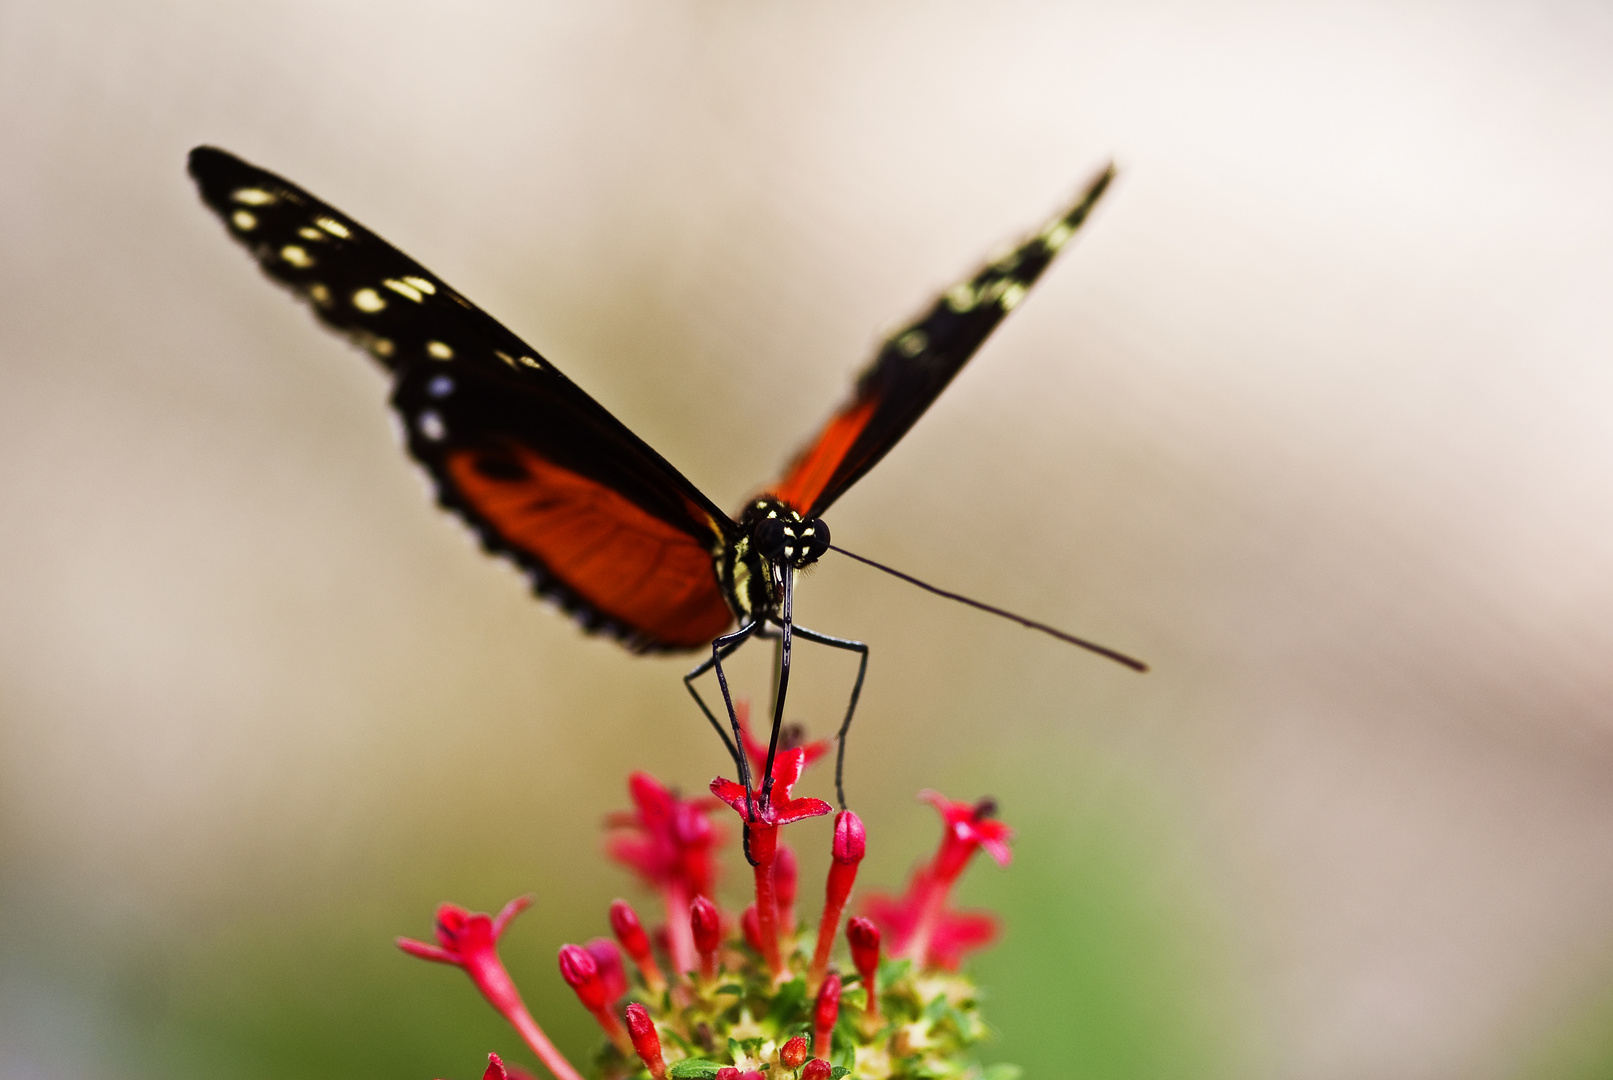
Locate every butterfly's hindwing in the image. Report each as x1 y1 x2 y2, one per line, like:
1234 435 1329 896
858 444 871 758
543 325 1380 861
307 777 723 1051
769 165 1115 519
394 361 736 651
190 147 739 652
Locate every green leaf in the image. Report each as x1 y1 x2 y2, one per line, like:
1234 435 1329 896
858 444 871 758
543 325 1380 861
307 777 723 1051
715 983 746 996
766 976 808 1026
668 1060 722 1079
830 1069 852 1080
830 1025 856 1070
877 957 912 989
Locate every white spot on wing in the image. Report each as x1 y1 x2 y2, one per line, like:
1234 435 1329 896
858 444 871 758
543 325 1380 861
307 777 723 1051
231 188 276 206
298 227 324 241
945 283 976 312
426 341 454 360
306 283 332 305
896 329 928 357
518 355 542 370
371 338 395 358
231 210 257 231
384 278 424 302
999 283 1027 311
352 288 386 313
418 411 446 441
1042 222 1074 251
403 276 437 295
280 245 314 268
427 375 454 397
316 217 351 239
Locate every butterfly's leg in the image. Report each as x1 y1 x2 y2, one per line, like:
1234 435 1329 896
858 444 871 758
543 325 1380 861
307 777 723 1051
684 620 760 786
791 624 870 810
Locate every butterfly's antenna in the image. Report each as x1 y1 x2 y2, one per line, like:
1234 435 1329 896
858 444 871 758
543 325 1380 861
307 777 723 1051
827 544 1148 672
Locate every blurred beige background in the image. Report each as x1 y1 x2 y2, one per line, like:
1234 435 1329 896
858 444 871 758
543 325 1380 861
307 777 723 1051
3 2 1613 1079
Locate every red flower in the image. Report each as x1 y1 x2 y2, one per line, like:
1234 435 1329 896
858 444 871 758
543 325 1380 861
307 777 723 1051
398 899 584 1080
734 698 831 780
711 747 831 975
607 771 721 899
864 884 999 971
606 771 721 977
709 748 832 850
921 791 1012 880
861 792 1013 970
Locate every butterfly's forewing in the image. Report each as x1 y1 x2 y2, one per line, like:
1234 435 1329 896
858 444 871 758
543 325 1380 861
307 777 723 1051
189 147 738 652
769 165 1115 519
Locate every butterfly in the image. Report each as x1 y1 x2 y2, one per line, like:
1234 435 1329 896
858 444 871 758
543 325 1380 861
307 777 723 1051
188 146 1141 807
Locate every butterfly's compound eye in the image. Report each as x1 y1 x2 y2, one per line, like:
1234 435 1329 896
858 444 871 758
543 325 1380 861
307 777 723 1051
753 517 788 562
798 518 830 566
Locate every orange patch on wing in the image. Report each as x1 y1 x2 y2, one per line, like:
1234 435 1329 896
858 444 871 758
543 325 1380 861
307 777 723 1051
446 444 734 649
768 397 878 514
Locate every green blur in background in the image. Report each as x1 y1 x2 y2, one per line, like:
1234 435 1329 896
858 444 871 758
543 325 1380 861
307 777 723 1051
4 4 1613 1080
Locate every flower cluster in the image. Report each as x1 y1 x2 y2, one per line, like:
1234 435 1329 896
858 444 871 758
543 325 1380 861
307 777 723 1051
400 706 1015 1080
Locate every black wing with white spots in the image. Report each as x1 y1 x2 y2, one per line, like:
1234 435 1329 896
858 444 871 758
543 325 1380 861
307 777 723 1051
768 165 1114 520
189 146 741 652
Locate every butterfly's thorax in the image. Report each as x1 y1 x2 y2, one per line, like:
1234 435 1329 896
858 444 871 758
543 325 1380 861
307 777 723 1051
720 497 830 624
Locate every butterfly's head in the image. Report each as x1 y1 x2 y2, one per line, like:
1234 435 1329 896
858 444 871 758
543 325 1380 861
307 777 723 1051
742 497 830 571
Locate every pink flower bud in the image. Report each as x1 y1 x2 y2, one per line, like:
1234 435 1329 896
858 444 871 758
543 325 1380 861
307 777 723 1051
740 904 763 954
690 895 722 955
558 944 630 1052
691 894 722 979
609 899 650 956
780 1035 809 1069
584 938 627 1002
846 917 880 978
715 1069 741 1080
832 810 866 864
846 917 881 1017
557 944 605 1009
813 971 841 1058
802 1060 832 1080
608 899 665 992
811 812 867 987
624 1003 667 1080
483 1053 509 1080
